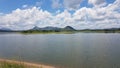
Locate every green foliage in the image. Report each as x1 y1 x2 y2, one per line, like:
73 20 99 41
0 61 25 68
78 29 120 33
21 30 76 34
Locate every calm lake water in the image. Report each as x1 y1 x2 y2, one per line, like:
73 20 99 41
0 33 120 68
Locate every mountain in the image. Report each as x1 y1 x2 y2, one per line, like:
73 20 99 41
63 26 76 31
31 26 76 31
0 27 12 32
1 26 119 33
32 26 61 31
0 26 76 32
40 26 61 31
32 26 41 30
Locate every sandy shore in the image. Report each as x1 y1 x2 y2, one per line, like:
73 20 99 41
0 59 55 68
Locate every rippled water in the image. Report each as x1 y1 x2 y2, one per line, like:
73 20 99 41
0 33 120 68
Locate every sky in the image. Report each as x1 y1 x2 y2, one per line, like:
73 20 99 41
0 0 120 30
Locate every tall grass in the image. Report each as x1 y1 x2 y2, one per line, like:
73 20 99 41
0 61 25 68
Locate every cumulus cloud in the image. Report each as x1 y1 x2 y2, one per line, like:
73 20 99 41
35 1 42 7
51 0 61 9
22 5 28 8
0 0 120 30
0 7 52 30
73 0 120 29
51 0 83 10
22 1 43 9
88 0 106 7
63 0 83 10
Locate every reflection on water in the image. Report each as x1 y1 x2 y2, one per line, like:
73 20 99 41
0 33 120 68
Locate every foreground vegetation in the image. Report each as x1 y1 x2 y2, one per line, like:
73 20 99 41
78 29 120 33
21 29 120 34
21 30 77 34
1 26 120 33
0 61 25 68
0 59 54 68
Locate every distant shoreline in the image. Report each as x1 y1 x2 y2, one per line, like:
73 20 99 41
1 26 120 33
0 58 55 68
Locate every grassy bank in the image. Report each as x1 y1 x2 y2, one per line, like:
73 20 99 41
0 59 55 68
0 62 24 68
0 61 25 68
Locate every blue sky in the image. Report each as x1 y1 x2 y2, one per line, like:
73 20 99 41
0 0 59 13
0 0 120 30
0 0 115 13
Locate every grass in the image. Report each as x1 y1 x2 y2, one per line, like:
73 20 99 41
0 61 25 68
0 59 52 68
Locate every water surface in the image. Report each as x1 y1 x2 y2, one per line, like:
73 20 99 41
0 33 120 68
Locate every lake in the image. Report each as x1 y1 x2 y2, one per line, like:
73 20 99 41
0 33 120 68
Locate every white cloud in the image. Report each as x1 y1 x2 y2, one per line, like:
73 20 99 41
72 0 120 29
35 1 42 7
88 0 106 7
22 1 42 9
0 0 120 30
22 5 28 8
0 13 3 15
51 0 61 9
63 0 83 10
56 10 61 14
0 7 52 30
